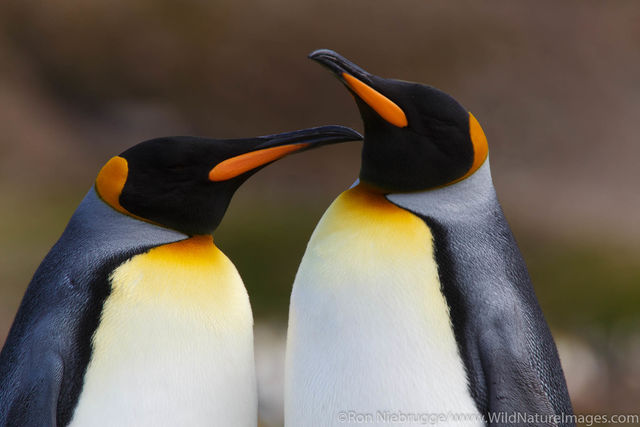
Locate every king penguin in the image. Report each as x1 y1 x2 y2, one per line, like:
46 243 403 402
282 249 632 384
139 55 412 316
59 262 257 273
0 125 361 427
285 50 574 426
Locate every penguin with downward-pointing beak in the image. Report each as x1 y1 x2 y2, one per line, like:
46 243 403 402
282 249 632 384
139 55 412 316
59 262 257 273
285 50 574 426
0 125 361 427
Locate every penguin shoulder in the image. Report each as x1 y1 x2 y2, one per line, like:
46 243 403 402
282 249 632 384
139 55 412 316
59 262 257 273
0 188 187 425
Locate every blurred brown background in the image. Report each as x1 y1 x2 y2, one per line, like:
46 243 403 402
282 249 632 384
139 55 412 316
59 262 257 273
1 1 639 425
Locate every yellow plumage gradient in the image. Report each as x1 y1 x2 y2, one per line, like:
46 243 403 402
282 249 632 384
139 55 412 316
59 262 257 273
69 235 256 425
104 234 249 327
303 184 452 328
286 185 480 421
309 184 434 272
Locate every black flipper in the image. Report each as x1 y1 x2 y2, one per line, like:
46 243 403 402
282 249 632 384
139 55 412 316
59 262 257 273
4 349 63 427
478 302 559 426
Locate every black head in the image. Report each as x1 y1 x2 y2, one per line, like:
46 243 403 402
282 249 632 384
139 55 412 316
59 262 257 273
310 49 488 192
95 126 361 235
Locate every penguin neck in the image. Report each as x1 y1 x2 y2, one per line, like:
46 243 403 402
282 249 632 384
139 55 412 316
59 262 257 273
386 158 499 220
427 157 495 203
62 188 188 265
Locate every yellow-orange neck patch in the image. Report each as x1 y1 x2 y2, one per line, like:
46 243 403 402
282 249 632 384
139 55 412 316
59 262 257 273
342 73 408 128
157 234 217 263
209 143 309 182
309 184 433 271
105 232 247 318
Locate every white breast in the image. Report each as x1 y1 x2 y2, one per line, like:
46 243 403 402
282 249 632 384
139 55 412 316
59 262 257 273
285 187 482 426
69 236 257 427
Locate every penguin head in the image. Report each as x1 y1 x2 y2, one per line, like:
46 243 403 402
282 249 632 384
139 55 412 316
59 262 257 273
310 49 488 192
95 126 361 235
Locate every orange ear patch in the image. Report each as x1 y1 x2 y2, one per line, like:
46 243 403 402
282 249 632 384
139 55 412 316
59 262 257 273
468 112 488 172
342 73 408 128
450 112 489 185
446 113 489 186
95 156 160 224
95 156 133 216
209 143 309 182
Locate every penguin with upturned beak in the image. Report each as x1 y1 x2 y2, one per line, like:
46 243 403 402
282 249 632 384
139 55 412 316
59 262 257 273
285 50 573 426
0 126 361 426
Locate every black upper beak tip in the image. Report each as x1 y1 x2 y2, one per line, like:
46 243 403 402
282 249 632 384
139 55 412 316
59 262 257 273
308 49 346 75
314 125 363 142
334 125 363 141
308 49 372 84
257 125 361 150
308 49 340 61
